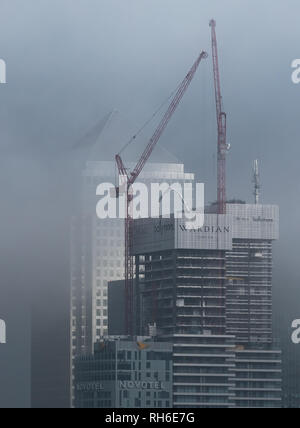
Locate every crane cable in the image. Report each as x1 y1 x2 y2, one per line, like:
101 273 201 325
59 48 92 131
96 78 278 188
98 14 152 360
118 81 183 156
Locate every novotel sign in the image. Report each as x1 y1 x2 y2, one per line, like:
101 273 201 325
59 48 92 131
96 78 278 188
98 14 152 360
119 381 164 390
76 382 104 392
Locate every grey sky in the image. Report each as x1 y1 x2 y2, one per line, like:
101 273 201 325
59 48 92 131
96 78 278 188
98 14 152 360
0 0 299 406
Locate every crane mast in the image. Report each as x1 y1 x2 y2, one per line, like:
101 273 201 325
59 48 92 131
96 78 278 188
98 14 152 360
253 159 261 204
116 51 208 335
210 19 228 214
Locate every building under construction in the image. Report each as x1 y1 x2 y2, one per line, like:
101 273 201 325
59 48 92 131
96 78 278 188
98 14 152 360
70 161 195 406
72 19 283 408
133 203 282 408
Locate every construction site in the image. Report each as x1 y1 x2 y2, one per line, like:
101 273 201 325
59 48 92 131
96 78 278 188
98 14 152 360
2 0 300 411
71 20 283 409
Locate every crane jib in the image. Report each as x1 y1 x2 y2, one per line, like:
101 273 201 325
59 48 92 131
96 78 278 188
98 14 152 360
115 49 208 335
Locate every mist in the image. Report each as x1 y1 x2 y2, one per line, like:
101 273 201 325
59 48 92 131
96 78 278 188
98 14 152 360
0 0 299 407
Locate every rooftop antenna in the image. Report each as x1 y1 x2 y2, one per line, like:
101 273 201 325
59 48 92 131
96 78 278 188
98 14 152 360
253 159 261 204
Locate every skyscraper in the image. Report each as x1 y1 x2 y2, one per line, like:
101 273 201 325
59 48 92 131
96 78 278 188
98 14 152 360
133 203 282 408
225 204 279 345
70 160 195 405
134 213 237 408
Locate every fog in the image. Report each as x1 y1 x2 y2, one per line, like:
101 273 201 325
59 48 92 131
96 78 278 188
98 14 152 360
0 0 299 407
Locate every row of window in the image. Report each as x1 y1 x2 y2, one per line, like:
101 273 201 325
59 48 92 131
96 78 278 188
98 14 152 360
96 319 108 327
96 239 122 247
96 329 108 337
96 249 122 257
96 281 108 290
96 269 122 279
96 299 107 307
96 260 123 268
96 309 107 317
96 229 122 237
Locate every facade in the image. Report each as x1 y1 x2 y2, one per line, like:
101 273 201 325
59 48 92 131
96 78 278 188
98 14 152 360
70 161 195 404
108 280 126 336
282 343 300 408
229 346 282 408
133 203 282 408
134 214 236 408
172 334 236 408
225 204 279 345
74 337 173 408
274 316 300 408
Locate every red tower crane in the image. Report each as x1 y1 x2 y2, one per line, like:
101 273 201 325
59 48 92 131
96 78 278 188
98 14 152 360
210 19 228 214
116 50 208 335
